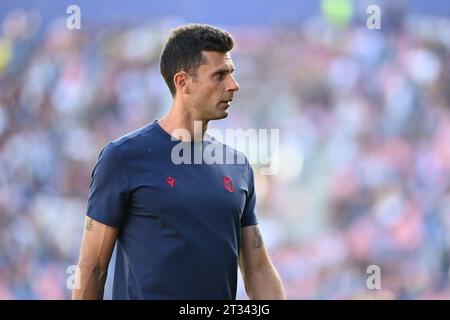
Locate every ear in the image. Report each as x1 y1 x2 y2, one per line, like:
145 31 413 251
173 71 190 95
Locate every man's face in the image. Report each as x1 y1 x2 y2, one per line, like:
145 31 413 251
185 51 240 120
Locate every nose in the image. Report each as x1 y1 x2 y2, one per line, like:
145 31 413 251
228 75 240 92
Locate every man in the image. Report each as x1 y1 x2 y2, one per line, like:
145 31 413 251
72 24 285 300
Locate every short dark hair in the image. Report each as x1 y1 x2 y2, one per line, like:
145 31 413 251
160 24 234 96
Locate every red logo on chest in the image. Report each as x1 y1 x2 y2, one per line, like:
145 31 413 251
165 176 175 188
223 176 235 192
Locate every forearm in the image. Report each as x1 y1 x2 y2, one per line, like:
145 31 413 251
244 264 285 300
72 217 118 300
72 264 107 300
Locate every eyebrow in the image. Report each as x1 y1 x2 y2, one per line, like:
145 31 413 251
211 66 235 77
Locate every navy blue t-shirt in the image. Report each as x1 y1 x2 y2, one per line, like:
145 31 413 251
86 121 258 299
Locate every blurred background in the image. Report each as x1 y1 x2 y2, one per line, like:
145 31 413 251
1 0 450 299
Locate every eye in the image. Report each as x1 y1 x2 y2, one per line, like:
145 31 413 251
215 72 226 80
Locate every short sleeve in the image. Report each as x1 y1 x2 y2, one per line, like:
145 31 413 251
86 143 130 228
240 159 259 227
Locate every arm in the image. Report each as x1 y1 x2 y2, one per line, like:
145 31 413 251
72 216 119 300
239 225 285 300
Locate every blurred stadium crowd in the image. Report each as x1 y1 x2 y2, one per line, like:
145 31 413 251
1 6 450 299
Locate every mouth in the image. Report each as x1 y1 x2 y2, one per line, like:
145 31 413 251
221 99 233 107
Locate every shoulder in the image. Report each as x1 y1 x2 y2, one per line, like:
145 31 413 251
104 121 165 157
110 122 156 148
94 122 156 165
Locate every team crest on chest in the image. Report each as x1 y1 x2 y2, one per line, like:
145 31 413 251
223 176 235 192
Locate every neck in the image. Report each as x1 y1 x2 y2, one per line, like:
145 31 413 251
158 100 208 142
